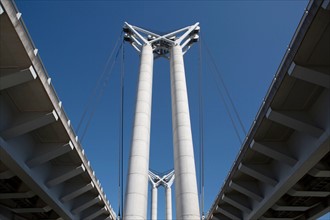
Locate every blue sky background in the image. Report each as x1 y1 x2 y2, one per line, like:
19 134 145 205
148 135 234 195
14 0 329 219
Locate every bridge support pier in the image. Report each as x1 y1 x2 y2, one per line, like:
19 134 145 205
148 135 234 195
151 186 158 220
165 186 172 220
124 44 154 220
170 45 200 219
123 23 200 219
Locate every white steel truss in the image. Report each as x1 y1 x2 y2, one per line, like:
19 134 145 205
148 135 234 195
148 170 175 220
123 22 200 58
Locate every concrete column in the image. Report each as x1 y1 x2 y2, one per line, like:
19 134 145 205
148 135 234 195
170 45 200 219
151 186 158 220
165 186 172 220
124 44 154 220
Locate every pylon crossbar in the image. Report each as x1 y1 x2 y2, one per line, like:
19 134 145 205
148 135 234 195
148 171 161 188
148 170 175 188
123 22 200 59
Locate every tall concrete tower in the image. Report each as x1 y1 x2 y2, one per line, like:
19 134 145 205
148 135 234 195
123 22 200 220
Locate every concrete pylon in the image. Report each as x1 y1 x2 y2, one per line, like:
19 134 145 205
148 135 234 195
170 45 200 220
165 186 172 220
151 186 158 220
123 44 154 220
123 22 200 219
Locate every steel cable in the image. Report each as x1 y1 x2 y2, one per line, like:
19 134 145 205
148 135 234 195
77 33 122 135
201 37 244 144
202 38 247 137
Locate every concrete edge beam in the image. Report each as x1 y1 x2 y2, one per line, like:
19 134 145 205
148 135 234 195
238 163 278 186
0 170 15 179
229 180 263 202
266 108 323 138
61 182 95 202
272 204 311 212
72 195 101 214
210 214 220 220
1 110 59 140
0 66 37 90
211 213 231 220
288 62 330 89
0 190 35 199
47 165 85 187
216 205 241 220
250 140 297 166
27 141 74 167
308 167 330 177
82 206 107 220
12 205 52 213
287 188 330 197
222 194 251 213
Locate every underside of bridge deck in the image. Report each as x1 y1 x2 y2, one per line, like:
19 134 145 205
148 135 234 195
0 1 116 219
208 0 330 219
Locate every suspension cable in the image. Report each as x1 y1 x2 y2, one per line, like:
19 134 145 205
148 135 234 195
77 33 122 134
202 38 247 137
207 56 243 144
80 42 123 143
118 38 125 220
201 38 244 144
198 35 205 219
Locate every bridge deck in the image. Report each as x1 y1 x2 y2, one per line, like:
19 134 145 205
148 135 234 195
0 1 116 219
207 0 330 219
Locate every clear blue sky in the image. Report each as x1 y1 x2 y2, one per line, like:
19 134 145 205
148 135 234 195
15 1 329 219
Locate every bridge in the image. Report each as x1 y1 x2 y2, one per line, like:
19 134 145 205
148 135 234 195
0 1 116 219
0 0 329 219
207 0 330 219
